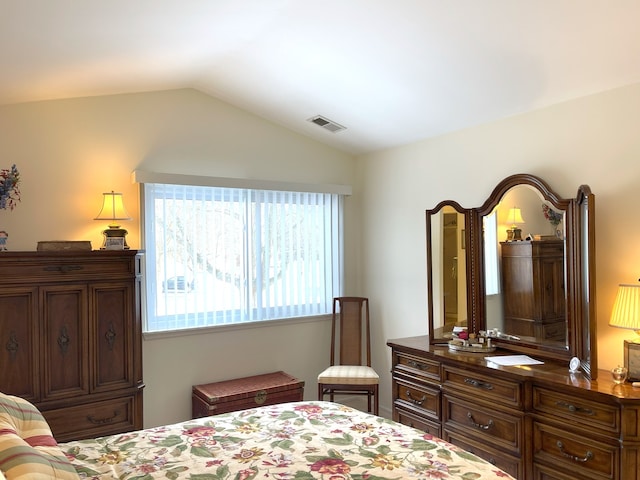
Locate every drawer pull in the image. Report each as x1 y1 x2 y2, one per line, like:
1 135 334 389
406 390 426 406
6 331 19 358
87 410 119 425
408 360 430 371
57 326 70 355
555 401 595 416
44 265 83 273
556 441 593 463
464 378 494 390
467 412 494 430
105 323 117 350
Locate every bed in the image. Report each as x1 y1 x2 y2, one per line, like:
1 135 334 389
0 393 514 479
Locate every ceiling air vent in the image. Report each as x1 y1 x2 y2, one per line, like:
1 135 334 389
308 115 346 133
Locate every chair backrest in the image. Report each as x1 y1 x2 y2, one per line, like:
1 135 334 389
330 297 371 366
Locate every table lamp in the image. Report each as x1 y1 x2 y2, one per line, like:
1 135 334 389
505 207 525 241
608 283 640 381
94 190 132 249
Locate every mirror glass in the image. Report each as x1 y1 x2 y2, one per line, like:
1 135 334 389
426 202 469 340
483 184 568 351
427 174 596 377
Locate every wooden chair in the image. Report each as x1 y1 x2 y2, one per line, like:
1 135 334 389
317 297 379 415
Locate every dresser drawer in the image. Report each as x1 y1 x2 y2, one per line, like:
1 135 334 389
394 351 441 382
444 394 523 455
533 421 618 480
0 253 137 284
533 462 602 480
444 429 523 479
443 365 523 409
533 386 619 435
394 404 441 437
43 395 137 442
394 375 440 419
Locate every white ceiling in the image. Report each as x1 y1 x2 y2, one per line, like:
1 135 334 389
2 1 640 155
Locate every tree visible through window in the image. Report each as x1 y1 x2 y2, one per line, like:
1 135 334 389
142 183 344 333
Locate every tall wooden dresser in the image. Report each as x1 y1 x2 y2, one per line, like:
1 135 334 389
0 251 144 442
500 239 565 341
389 336 640 480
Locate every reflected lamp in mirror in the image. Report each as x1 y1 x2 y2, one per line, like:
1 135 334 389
506 207 525 242
608 283 640 381
94 190 132 250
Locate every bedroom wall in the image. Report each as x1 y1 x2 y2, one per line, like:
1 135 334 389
0 89 358 427
358 82 640 407
3 82 639 427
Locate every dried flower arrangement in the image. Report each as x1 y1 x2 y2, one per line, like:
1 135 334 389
0 164 20 210
542 204 562 226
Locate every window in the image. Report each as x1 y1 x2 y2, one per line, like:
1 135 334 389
483 210 500 295
140 180 345 333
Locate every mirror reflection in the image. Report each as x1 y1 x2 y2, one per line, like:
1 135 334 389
484 185 568 349
426 174 596 376
428 206 467 339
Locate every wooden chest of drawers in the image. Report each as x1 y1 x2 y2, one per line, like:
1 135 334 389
388 335 640 480
192 371 304 418
0 251 144 442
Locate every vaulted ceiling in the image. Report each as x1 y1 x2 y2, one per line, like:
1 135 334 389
2 1 639 154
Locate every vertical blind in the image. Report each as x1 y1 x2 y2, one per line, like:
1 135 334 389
143 183 344 333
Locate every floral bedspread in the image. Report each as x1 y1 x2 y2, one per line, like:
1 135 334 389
60 401 513 479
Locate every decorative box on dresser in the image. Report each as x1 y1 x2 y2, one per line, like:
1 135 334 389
0 251 144 442
389 336 640 480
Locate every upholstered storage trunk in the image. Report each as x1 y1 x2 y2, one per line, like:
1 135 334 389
192 371 304 418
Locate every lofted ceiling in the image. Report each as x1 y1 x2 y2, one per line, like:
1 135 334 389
2 1 640 155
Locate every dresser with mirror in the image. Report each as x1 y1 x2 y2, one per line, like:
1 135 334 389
389 174 640 480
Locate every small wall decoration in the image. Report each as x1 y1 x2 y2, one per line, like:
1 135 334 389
0 164 20 210
0 165 20 252
542 203 562 237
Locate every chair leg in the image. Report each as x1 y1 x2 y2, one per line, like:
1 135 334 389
373 385 379 416
318 383 323 401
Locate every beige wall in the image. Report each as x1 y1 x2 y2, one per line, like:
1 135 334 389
0 89 358 427
358 82 640 403
2 83 639 427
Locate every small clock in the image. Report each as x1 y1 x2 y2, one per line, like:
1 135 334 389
624 340 640 381
569 356 580 373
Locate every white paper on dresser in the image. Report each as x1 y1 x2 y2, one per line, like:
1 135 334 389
484 355 544 366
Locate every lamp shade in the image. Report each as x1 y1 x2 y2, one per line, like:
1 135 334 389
94 191 131 226
609 284 640 332
507 207 525 226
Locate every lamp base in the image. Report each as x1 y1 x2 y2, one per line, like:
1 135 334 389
100 226 130 250
506 227 523 242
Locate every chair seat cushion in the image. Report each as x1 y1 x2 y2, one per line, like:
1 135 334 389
317 365 379 385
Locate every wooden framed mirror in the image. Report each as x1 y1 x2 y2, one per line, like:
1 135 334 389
426 201 472 342
426 174 597 377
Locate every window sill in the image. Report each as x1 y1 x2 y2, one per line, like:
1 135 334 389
142 313 331 341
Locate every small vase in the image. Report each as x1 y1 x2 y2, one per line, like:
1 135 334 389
550 223 562 238
0 230 7 251
611 366 628 384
